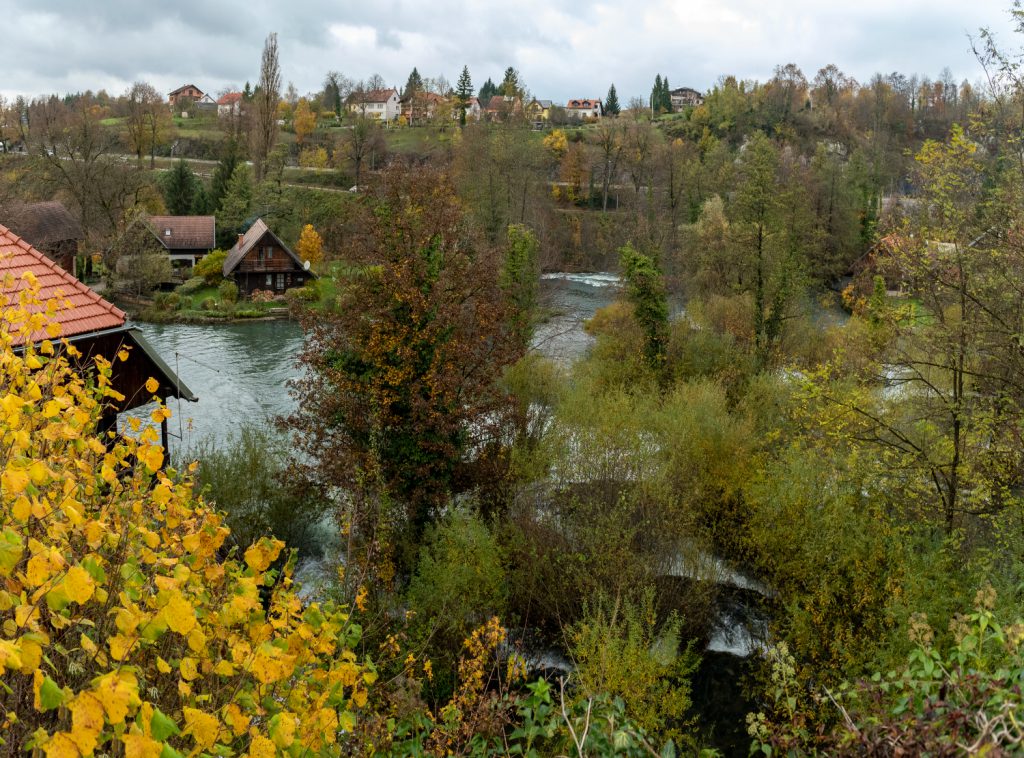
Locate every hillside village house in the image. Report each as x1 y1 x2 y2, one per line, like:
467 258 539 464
670 87 704 108
526 99 553 123
217 92 243 116
222 218 316 298
3 201 83 273
168 84 205 108
566 98 603 120
402 91 447 124
484 95 522 121
347 88 401 121
0 223 196 450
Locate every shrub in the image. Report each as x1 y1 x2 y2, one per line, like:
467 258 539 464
568 590 699 747
193 249 227 285
0 281 374 757
176 276 206 296
192 424 332 557
199 297 217 311
251 289 279 303
218 279 239 304
284 284 319 303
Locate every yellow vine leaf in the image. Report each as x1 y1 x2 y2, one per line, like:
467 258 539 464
122 730 162 758
162 592 196 636
94 670 140 724
41 733 79 758
63 566 95 604
68 692 105 754
248 733 276 758
183 707 220 750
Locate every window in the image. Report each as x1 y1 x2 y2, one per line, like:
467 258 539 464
276 274 285 290
265 274 272 287
264 246 274 259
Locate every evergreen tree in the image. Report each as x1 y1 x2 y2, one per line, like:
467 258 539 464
651 75 663 113
605 84 620 116
242 81 253 101
211 137 243 211
478 78 498 104
404 67 424 98
161 160 202 216
216 164 254 249
456 66 473 126
662 76 673 113
500 67 521 98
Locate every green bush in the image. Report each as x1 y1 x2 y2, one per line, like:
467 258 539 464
199 297 217 311
193 250 228 285
191 424 332 557
284 284 319 303
218 279 239 304
406 510 507 701
176 276 206 296
568 590 699 747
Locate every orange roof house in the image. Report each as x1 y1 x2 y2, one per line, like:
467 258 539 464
0 223 195 442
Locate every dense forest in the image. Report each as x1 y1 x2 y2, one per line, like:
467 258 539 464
6 11 1024 758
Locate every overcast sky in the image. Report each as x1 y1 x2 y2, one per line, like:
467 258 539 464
1 1 1020 103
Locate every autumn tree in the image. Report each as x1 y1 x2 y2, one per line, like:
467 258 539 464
322 70 352 118
124 81 169 168
292 98 316 145
286 165 522 559
26 96 148 246
251 32 281 182
295 223 324 265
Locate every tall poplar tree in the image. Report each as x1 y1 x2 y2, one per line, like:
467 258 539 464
251 32 281 183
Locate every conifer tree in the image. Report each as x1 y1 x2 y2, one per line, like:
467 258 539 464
605 84 620 116
404 67 424 98
162 160 202 216
456 66 473 125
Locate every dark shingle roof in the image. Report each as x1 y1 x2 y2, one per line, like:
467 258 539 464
146 215 216 251
4 201 83 248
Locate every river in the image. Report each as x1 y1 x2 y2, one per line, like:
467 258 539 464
130 274 621 454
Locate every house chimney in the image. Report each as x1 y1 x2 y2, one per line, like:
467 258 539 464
237 233 244 247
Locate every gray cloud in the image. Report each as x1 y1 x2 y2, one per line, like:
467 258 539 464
0 0 1018 103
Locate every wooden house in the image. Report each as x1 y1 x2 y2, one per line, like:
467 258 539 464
0 223 196 449
3 201 83 273
222 219 315 298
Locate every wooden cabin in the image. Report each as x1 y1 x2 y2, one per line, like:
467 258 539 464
0 223 196 450
222 218 315 298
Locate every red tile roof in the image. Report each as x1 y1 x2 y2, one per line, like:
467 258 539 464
0 223 125 346
217 92 242 105
567 99 601 109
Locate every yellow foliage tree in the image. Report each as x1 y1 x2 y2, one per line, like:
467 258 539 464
0 272 374 756
296 224 324 266
293 98 316 146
